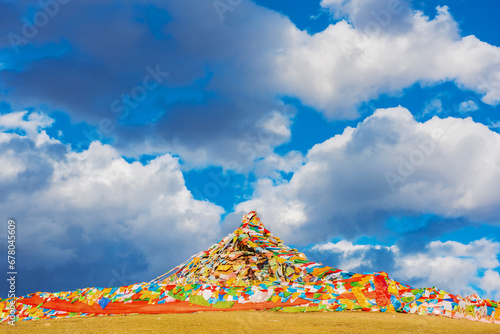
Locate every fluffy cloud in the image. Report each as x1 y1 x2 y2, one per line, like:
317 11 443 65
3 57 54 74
0 111 53 136
459 100 479 113
479 270 500 301
0 112 223 295
308 238 500 300
309 240 397 274
423 98 443 116
1 1 499 169
276 5 500 117
253 151 305 180
0 0 295 170
228 106 500 244
397 239 500 297
320 0 413 32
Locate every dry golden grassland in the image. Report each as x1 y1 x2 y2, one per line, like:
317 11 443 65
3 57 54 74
1 310 499 334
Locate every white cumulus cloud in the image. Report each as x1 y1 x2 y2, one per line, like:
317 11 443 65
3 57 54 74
228 106 500 244
309 238 500 300
459 99 479 113
2 1 500 171
274 5 500 118
0 112 224 291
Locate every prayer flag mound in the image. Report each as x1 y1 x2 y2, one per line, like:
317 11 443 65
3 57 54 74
2 211 500 323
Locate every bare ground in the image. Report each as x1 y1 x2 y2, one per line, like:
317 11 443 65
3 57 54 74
1 310 499 334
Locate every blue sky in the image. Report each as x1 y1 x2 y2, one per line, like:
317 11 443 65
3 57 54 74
1 0 500 300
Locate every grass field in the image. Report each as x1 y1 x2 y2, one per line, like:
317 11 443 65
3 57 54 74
1 310 499 334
